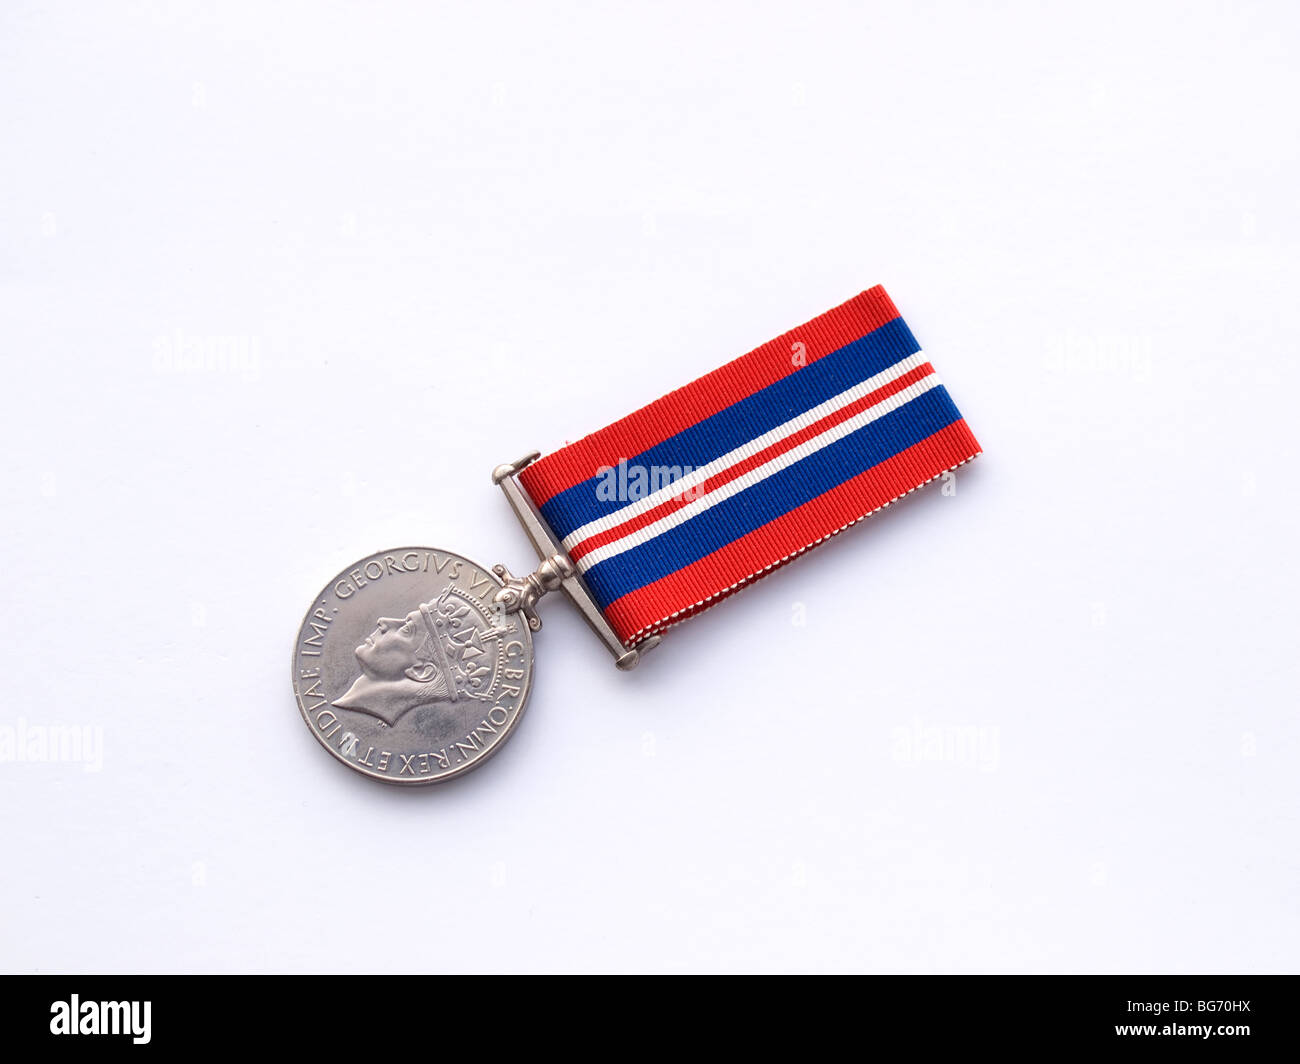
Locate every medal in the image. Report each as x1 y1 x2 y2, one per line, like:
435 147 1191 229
291 286 982 784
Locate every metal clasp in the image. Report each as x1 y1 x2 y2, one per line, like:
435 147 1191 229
492 452 660 670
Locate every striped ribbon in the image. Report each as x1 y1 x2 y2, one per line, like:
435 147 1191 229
518 286 982 647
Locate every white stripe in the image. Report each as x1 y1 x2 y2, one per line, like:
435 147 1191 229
573 371 943 571
561 351 929 553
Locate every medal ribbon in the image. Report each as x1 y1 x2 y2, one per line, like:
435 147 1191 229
518 286 982 647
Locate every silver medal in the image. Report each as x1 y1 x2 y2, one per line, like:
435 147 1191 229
290 546 535 785
291 456 661 784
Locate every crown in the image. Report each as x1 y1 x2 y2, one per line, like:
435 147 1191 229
417 587 510 703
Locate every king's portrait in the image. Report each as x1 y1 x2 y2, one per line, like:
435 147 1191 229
332 590 499 726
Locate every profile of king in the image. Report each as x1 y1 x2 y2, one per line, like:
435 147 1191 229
332 589 502 726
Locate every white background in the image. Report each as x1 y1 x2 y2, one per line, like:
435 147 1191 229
2 1 1297 974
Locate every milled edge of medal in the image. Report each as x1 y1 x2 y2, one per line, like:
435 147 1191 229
290 546 535 786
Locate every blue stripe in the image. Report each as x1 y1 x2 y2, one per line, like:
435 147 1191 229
581 385 963 608
539 316 921 538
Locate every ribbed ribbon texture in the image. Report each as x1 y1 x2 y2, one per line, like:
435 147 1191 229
519 286 982 646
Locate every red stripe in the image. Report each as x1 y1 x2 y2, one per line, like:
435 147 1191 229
519 286 902 507
568 362 937 562
602 419 982 645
